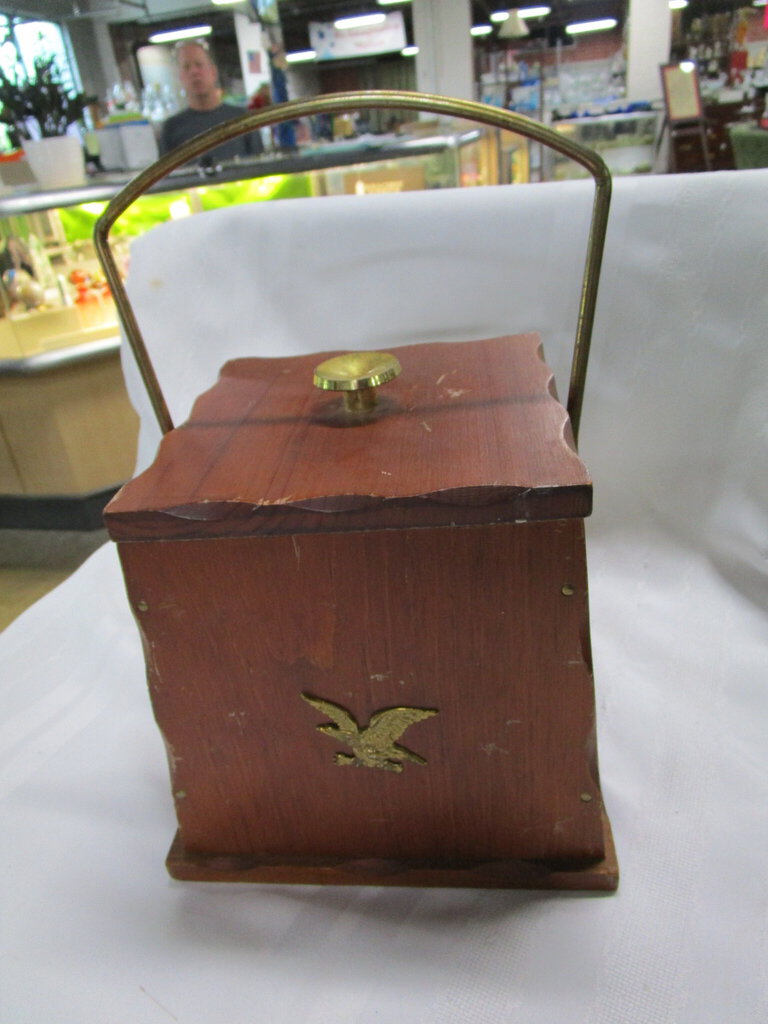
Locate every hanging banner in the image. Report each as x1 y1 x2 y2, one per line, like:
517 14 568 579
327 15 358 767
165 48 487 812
309 11 406 60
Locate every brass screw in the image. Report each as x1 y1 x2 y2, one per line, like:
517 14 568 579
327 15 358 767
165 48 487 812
580 792 593 802
136 600 149 612
561 584 575 597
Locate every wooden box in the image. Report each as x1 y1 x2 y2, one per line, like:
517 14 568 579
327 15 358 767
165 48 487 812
105 334 617 890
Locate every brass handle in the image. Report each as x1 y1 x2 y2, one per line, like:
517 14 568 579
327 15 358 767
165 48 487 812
314 351 401 412
94 90 612 445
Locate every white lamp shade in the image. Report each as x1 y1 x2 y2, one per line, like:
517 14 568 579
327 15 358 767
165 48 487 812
498 11 529 38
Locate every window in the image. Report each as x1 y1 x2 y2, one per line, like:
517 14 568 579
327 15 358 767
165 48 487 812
0 13 80 148
14 20 78 92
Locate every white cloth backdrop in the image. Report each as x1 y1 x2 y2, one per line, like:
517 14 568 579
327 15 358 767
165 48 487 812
2 169 767 1024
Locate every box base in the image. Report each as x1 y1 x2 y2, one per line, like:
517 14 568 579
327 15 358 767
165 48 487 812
166 812 618 892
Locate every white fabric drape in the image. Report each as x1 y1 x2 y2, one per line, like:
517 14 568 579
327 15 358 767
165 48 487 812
2 169 767 1023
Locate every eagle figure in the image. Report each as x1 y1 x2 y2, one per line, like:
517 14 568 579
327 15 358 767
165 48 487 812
301 693 438 773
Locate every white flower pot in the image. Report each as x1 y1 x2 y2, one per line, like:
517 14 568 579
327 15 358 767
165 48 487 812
23 135 86 191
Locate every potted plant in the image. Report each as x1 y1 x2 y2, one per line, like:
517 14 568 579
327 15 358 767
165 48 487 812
0 55 93 190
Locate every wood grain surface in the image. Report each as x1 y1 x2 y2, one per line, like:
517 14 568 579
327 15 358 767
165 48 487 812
165 811 618 890
118 519 609 872
105 335 591 541
111 333 614 888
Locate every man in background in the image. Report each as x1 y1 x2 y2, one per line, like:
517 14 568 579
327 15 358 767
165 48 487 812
160 40 262 162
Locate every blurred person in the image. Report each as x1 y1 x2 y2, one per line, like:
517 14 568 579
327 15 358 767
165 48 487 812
160 40 262 162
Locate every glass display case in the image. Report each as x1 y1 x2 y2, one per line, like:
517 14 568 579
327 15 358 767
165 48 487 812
0 126 511 356
548 110 660 180
0 126 511 524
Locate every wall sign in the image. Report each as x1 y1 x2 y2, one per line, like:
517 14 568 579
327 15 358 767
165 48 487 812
309 11 406 61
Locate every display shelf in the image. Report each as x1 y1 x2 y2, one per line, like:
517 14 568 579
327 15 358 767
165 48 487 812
549 110 660 179
0 130 485 218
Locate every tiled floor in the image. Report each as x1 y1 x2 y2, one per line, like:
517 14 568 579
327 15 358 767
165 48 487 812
0 529 107 632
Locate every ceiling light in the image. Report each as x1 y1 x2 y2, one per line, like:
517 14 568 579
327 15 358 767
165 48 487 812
470 24 493 36
210 0 245 5
752 0 766 6
679 60 696 72
401 45 419 56
148 25 212 44
518 6 551 16
334 13 387 29
565 18 618 35
378 0 411 5
490 10 509 22
668 0 688 8
285 49 316 63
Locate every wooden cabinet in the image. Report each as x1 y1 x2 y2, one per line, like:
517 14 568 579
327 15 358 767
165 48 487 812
106 335 617 890
704 101 742 170
0 344 138 500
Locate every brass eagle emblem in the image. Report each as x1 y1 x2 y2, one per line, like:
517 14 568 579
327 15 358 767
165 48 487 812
301 693 438 773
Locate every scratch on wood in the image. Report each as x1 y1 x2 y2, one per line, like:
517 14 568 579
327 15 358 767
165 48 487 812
163 738 182 770
139 986 178 1021
292 535 301 566
480 742 510 756
421 421 432 432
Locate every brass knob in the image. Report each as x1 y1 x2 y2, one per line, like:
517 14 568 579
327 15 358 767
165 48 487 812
313 351 401 412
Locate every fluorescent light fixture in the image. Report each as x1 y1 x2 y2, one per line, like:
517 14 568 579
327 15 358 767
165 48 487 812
334 13 386 29
490 10 509 21
211 0 245 5
470 24 493 36
148 25 212 44
285 49 316 63
679 60 696 72
752 0 766 6
401 45 419 56
378 0 411 4
565 18 618 35
519 6 551 17
668 0 688 8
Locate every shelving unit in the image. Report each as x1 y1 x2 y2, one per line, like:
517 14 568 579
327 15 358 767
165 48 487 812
666 4 768 171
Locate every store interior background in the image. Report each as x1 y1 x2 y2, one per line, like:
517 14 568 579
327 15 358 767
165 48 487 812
1 0 767 629
10 0 768 167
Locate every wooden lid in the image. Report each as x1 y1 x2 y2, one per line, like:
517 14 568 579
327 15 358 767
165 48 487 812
105 335 591 541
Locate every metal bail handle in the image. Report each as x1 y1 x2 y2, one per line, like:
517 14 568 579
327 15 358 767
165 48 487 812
94 90 612 446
